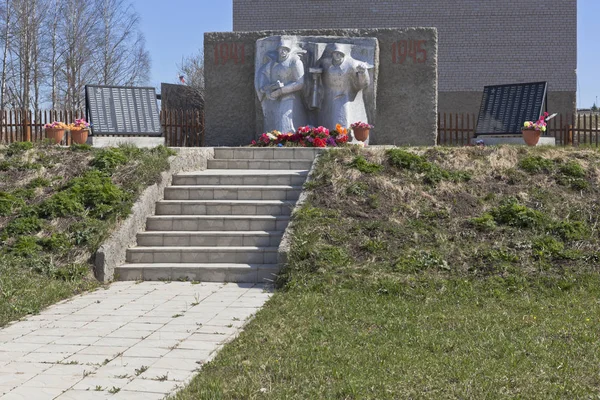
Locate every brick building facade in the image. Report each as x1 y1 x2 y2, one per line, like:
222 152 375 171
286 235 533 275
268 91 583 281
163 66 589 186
232 0 577 118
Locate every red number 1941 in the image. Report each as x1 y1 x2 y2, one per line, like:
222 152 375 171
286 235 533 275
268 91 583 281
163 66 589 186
392 40 427 64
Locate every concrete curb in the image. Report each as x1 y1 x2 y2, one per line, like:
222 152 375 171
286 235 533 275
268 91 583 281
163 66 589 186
95 147 215 282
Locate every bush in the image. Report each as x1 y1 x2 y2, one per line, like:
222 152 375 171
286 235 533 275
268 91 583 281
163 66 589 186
518 155 553 173
68 170 131 219
551 220 589 242
489 198 545 229
26 177 51 189
10 236 42 257
68 218 110 251
37 191 85 218
469 213 496 231
5 141 34 157
2 216 45 237
559 161 586 178
386 149 470 185
91 148 128 172
350 156 383 174
0 192 24 216
38 233 72 253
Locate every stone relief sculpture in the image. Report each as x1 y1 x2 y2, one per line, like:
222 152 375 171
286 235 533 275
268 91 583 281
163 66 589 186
315 43 371 130
255 35 377 134
254 37 307 133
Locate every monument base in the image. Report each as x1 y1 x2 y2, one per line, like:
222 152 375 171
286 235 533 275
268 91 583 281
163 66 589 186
471 135 556 147
86 136 165 148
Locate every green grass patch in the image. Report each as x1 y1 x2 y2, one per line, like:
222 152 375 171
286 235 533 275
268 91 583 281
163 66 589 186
0 142 176 326
173 146 600 399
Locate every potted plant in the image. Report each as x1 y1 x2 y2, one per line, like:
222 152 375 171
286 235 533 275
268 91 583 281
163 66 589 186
43 121 68 144
68 118 91 144
350 121 373 142
522 112 549 146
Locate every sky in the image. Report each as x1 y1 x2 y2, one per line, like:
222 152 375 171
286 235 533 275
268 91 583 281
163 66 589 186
132 0 598 108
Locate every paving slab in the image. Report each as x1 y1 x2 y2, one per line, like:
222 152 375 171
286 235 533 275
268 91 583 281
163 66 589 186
0 282 271 399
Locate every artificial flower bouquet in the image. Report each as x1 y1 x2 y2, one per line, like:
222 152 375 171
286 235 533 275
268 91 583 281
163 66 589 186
43 121 68 130
67 118 91 131
523 112 549 133
251 124 350 147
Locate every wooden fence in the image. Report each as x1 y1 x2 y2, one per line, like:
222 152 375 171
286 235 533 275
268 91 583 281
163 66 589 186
1 109 597 148
437 113 600 147
0 108 204 147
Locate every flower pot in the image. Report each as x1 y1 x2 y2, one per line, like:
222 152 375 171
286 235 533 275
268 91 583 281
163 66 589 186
353 127 370 142
522 129 541 146
45 128 65 144
71 129 89 145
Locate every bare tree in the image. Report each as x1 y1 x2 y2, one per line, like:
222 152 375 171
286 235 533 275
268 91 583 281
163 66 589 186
177 50 204 101
0 0 12 109
91 0 149 86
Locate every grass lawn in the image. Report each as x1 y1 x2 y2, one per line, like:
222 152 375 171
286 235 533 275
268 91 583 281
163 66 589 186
0 141 175 326
174 146 600 399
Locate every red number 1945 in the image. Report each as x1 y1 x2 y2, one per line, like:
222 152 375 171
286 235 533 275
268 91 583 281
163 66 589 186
392 40 427 64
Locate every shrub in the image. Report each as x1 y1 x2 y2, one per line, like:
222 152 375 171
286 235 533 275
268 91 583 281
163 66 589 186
551 220 589 242
469 213 496 231
346 182 368 196
489 198 545 229
532 236 564 259
68 218 110 250
5 141 34 157
38 233 72 253
69 143 92 152
68 170 131 219
518 155 553 173
26 177 51 189
0 192 25 216
37 191 85 218
350 156 383 174
559 161 586 178
10 236 42 257
386 149 470 185
3 216 45 237
91 148 128 172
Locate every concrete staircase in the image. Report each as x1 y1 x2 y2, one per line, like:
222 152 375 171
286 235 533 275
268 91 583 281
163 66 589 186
115 147 318 282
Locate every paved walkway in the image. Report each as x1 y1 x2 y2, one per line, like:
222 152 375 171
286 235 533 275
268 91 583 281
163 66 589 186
0 282 271 399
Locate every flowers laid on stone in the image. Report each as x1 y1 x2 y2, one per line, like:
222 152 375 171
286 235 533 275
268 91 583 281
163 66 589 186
251 124 350 147
523 112 549 132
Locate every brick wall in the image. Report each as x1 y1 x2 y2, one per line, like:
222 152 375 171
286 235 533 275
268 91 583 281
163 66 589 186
233 0 577 95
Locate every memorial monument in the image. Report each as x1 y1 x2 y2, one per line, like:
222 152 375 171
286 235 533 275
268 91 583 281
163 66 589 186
255 35 377 135
204 28 438 146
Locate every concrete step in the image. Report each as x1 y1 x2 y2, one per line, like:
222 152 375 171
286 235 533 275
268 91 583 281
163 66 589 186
172 170 308 186
207 159 313 170
214 147 321 161
164 185 301 201
146 215 290 232
137 231 283 247
115 263 280 282
126 246 279 264
156 200 295 216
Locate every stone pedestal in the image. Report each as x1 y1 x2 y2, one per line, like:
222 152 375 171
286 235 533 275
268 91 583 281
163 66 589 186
471 135 556 146
86 136 165 148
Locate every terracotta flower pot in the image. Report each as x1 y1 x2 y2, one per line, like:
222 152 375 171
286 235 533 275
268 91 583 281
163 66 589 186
45 128 65 144
71 129 89 145
353 127 370 142
522 129 541 146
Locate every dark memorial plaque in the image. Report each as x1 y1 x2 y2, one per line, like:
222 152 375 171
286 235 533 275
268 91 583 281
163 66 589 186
85 85 162 136
475 82 547 136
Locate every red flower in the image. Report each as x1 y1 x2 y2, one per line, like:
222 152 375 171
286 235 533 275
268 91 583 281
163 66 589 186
335 134 348 144
313 138 327 148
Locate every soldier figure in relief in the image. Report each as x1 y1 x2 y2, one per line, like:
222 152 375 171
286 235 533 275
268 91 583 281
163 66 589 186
255 38 307 133
317 43 370 131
